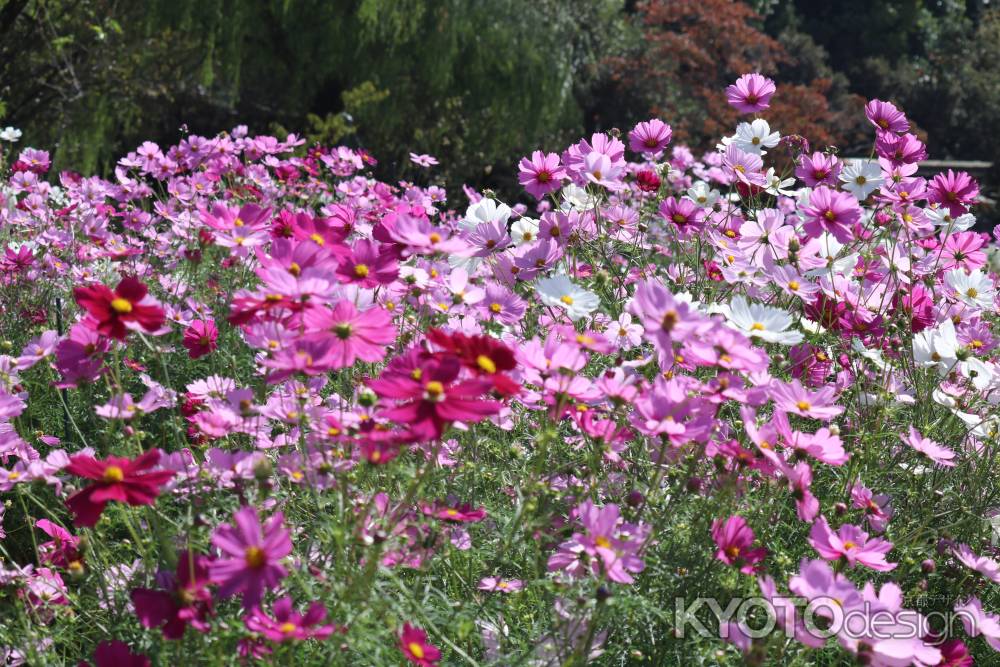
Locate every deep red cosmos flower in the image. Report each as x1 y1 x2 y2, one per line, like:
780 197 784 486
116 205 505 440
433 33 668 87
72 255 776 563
64 449 176 527
73 277 166 340
131 552 213 639
426 329 519 396
367 351 502 439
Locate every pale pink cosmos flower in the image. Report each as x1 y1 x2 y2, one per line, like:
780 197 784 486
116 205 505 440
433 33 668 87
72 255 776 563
901 426 956 467
952 543 1000 583
769 379 844 421
477 577 524 593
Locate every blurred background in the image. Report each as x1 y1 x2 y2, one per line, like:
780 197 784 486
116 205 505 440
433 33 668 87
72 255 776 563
0 0 997 218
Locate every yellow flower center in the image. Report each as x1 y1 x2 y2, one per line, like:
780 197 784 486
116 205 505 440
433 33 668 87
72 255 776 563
662 310 678 332
489 303 502 313
354 264 370 278
560 295 574 305
110 298 133 314
409 643 425 660
103 466 124 483
476 355 497 374
279 622 297 634
234 217 244 227
842 541 856 550
245 546 266 568
595 536 612 549
309 233 325 245
967 288 978 298
726 546 741 558
750 322 764 331
788 280 800 290
796 401 811 412
424 381 445 398
429 232 441 244
288 262 301 276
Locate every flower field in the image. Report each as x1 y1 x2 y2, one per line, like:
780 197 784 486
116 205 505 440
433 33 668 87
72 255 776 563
0 74 999 665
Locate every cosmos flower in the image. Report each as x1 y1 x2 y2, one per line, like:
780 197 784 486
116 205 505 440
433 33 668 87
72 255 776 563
64 449 175 527
73 277 166 340
726 73 776 114
209 506 292 610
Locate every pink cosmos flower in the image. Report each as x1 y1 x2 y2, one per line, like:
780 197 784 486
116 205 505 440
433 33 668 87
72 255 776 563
182 319 219 359
802 186 861 242
477 577 524 593
928 169 979 217
409 153 438 167
711 515 767 574
261 338 335 384
209 506 292 609
865 99 909 134
952 543 1000 583
901 426 956 467
809 516 897 571
795 152 841 187
726 73 776 114
302 301 396 368
244 596 337 642
954 597 1000 652
400 623 441 666
769 379 844 421
547 500 648 584
332 238 399 287
628 119 672 154
518 151 565 199
658 196 704 230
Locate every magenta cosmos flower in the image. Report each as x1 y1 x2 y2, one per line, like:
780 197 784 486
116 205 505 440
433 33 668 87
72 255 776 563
332 238 399 287
802 186 861 243
131 552 213 639
711 515 767 574
182 319 218 359
210 506 292 609
928 169 979 217
517 150 565 199
726 73 776 114
628 119 672 154
400 623 441 666
244 596 337 642
809 516 897 572
865 99 910 134
302 300 396 368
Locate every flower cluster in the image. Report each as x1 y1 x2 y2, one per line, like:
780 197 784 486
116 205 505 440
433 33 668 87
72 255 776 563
0 72 996 665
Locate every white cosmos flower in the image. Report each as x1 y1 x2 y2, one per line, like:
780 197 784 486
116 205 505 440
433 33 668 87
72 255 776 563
733 119 780 155
464 198 511 230
805 233 859 278
726 296 803 345
839 159 884 200
946 269 995 311
511 217 540 245
561 184 599 212
0 127 21 142
686 181 720 208
764 168 797 196
536 274 601 320
926 205 976 231
913 318 960 373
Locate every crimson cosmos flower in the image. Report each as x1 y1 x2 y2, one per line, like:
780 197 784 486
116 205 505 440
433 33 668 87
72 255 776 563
73 277 166 341
64 449 176 527
367 352 501 440
131 552 213 639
